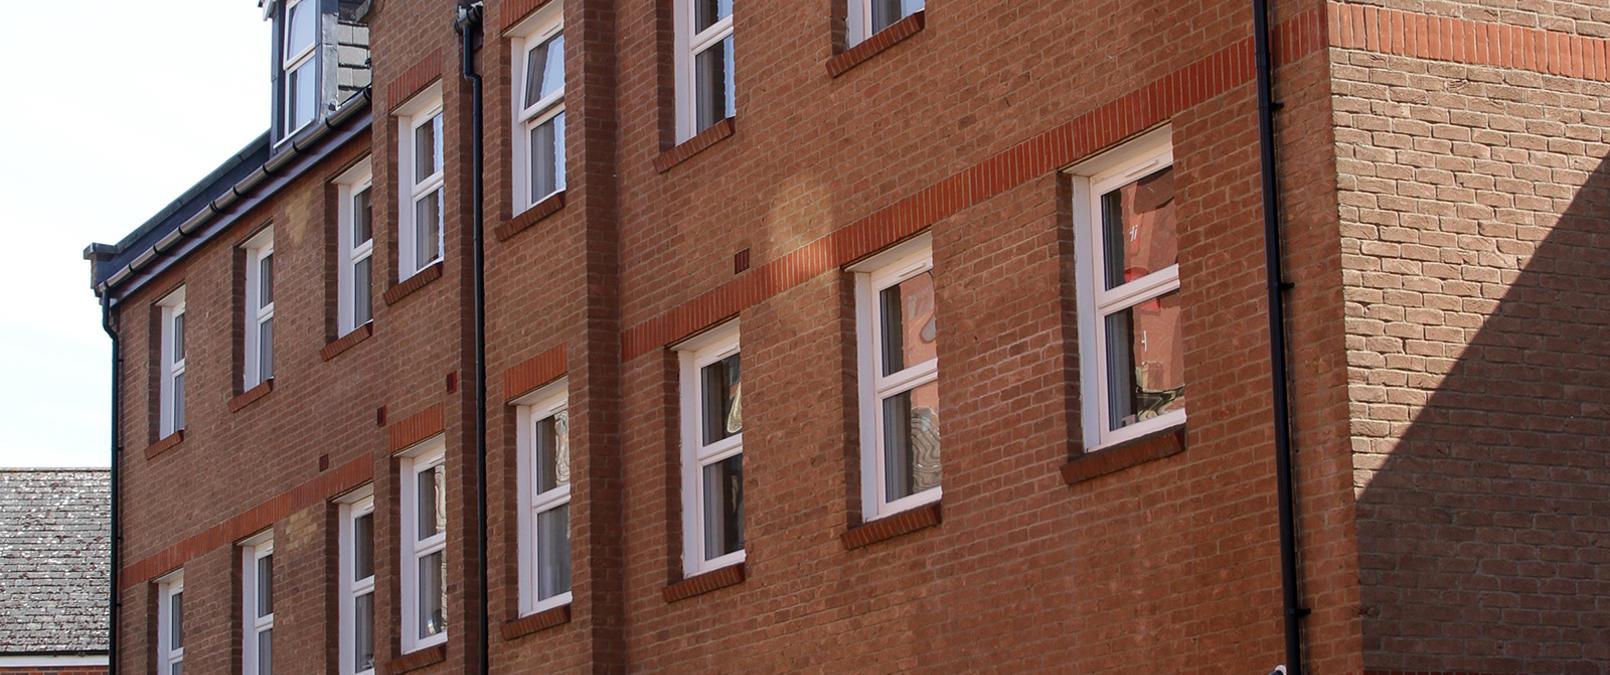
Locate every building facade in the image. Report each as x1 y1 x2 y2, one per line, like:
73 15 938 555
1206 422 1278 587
85 0 1610 672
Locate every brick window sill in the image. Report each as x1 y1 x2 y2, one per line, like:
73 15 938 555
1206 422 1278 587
653 117 735 173
500 604 570 641
827 11 926 78
1061 425 1186 485
842 501 941 550
384 261 443 306
662 562 745 602
387 644 447 673
320 323 373 361
495 191 566 242
143 430 185 460
228 379 274 413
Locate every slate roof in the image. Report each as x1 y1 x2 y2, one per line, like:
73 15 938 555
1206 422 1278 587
0 468 109 654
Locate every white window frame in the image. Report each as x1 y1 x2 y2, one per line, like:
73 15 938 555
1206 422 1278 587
244 229 275 389
509 6 566 212
676 321 744 576
399 438 448 653
337 488 376 675
157 288 186 438
846 0 924 45
280 0 318 138
241 532 274 675
671 0 735 143
156 571 184 675
850 233 940 519
396 88 445 280
1068 126 1186 451
336 160 375 335
514 380 571 615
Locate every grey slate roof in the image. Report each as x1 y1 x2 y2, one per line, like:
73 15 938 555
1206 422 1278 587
0 469 109 654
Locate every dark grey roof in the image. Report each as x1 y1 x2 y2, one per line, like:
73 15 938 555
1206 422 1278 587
0 469 109 655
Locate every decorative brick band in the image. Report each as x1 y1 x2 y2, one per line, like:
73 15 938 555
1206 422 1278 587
143 430 184 461
619 6 1328 361
662 563 745 602
320 323 374 361
827 10 925 78
1061 426 1186 485
653 117 736 173
500 604 570 641
499 0 555 34
494 191 566 242
502 345 567 402
228 379 274 413
385 49 443 112
119 455 372 590
1330 1 1610 81
388 403 446 453
842 502 942 550
386 644 447 673
383 262 443 306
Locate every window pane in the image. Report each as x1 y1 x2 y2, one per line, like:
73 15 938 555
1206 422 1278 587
354 512 374 580
536 503 571 600
881 380 941 501
701 454 743 560
257 554 273 617
289 61 316 130
700 352 741 445
354 592 374 671
1100 166 1176 290
878 270 936 375
414 189 442 269
258 318 274 381
694 37 733 132
417 551 446 638
870 0 904 34
536 412 569 492
693 0 732 33
170 591 183 648
171 663 182 675
354 257 372 326
172 373 185 431
1103 291 1186 430
413 116 439 184
416 465 444 540
286 0 315 57
528 113 564 201
524 33 564 108
172 313 185 361
259 254 274 307
353 187 372 244
257 628 272 675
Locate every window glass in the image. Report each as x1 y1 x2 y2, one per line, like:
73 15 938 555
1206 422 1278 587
524 34 564 108
258 319 274 381
354 593 374 671
256 630 272 674
286 0 315 56
354 257 372 326
257 554 274 617
413 116 441 185
881 380 941 500
172 313 185 361
529 114 564 199
536 503 570 599
700 353 741 445
878 270 936 375
1100 167 1177 290
414 190 442 268
416 465 444 540
170 591 184 648
701 454 743 559
258 255 274 308
417 551 446 638
354 512 374 580
172 373 185 431
536 412 570 493
353 187 372 244
1103 291 1185 430
288 62 316 131
693 36 733 131
693 0 732 32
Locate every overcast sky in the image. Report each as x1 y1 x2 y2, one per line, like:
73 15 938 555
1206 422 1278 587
0 1 269 467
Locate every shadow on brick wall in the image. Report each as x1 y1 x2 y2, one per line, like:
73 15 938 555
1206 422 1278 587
1355 151 1610 672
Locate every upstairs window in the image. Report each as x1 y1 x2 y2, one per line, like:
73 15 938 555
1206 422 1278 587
244 229 275 389
676 321 744 575
242 533 275 675
280 0 318 138
157 571 184 675
338 489 376 675
1069 128 1185 451
847 0 923 45
673 0 735 142
157 287 186 438
851 234 940 518
516 380 571 615
397 93 445 279
400 441 447 653
337 161 374 334
511 8 565 211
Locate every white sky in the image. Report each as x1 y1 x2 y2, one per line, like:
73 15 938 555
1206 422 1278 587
0 1 269 467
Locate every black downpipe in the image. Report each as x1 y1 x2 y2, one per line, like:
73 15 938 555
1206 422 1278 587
453 2 488 673
1251 0 1306 672
99 292 121 673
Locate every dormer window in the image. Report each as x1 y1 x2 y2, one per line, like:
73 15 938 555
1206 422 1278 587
282 0 318 136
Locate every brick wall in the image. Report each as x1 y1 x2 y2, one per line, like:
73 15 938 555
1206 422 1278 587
1332 1 1610 672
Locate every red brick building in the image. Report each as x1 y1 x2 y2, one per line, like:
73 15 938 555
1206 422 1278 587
85 0 1610 672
